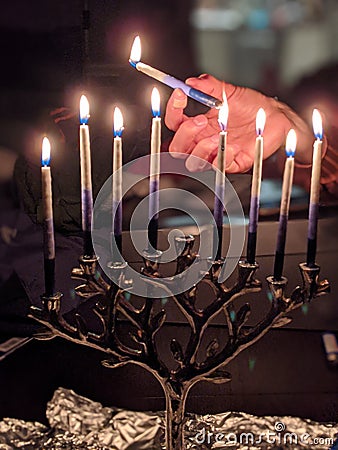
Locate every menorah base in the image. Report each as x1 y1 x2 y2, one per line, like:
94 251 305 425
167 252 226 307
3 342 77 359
29 233 330 450
0 387 336 449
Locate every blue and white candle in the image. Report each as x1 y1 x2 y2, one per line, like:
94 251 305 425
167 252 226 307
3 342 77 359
273 129 297 280
148 87 161 250
307 108 323 267
79 95 94 258
213 92 228 260
112 106 123 254
41 137 55 296
129 36 222 109
247 108 266 264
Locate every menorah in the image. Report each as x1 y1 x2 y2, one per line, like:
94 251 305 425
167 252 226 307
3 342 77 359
29 230 330 450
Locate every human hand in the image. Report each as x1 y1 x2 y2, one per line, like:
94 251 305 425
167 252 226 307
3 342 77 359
165 74 315 173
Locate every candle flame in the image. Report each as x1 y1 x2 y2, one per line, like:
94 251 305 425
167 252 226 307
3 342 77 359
218 91 228 131
256 108 266 136
151 87 161 117
285 129 297 157
129 35 141 65
312 108 323 140
42 136 51 166
79 95 90 124
113 107 124 137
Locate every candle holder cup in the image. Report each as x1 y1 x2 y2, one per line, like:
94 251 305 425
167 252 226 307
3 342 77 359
29 233 330 450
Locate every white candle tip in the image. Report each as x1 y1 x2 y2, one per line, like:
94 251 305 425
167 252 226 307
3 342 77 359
218 91 228 131
80 95 90 124
114 107 124 137
312 108 323 140
42 137 51 166
151 87 161 117
130 35 141 63
256 108 266 136
285 129 297 157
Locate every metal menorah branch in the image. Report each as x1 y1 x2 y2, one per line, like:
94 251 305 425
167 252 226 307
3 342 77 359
29 235 330 450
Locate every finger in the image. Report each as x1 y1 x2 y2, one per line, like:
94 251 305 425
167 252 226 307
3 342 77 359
232 151 254 173
165 88 188 131
185 135 219 171
169 114 208 158
212 157 239 173
211 146 238 173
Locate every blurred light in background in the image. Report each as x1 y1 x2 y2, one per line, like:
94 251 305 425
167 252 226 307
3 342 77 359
191 0 337 92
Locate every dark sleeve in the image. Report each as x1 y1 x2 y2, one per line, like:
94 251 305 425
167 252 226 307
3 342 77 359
321 126 338 185
13 108 83 234
292 126 338 198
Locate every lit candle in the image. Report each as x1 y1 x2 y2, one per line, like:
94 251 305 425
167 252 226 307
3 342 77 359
79 94 94 258
307 109 323 267
41 137 55 296
247 108 266 264
273 129 297 280
129 36 222 109
112 106 123 255
148 87 161 251
213 92 228 260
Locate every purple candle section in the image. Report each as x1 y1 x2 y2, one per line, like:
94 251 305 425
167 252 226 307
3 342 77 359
275 214 288 254
149 179 160 221
81 188 93 258
248 196 259 234
112 199 122 255
81 188 93 232
129 36 222 109
273 213 288 281
43 218 55 260
308 202 319 241
113 200 122 236
213 183 225 229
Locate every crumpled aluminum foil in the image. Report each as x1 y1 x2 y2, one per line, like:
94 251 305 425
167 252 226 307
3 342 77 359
0 387 337 449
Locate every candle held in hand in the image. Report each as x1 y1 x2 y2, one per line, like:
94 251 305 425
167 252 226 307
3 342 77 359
213 92 228 260
112 106 124 256
307 109 323 267
148 87 161 251
41 137 55 296
273 129 297 280
247 108 266 264
129 36 222 109
79 95 94 258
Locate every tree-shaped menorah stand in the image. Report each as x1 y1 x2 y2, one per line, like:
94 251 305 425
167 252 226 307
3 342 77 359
29 234 330 450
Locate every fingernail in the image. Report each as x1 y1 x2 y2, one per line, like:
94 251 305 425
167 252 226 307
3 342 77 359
174 89 185 98
193 115 208 127
169 148 187 159
172 89 187 109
